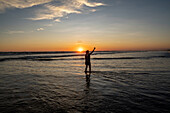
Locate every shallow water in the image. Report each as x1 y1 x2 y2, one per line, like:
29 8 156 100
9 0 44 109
0 51 170 113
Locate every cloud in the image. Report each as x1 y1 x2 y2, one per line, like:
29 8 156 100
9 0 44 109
90 9 97 12
76 40 83 44
30 0 105 21
0 0 52 13
7 30 24 34
54 19 61 22
78 0 104 7
0 0 105 21
37 28 44 31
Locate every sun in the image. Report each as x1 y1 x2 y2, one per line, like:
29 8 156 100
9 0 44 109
78 48 83 52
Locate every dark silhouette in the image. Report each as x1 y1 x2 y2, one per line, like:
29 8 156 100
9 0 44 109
85 47 96 73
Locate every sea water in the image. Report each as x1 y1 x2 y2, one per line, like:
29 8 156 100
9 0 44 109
0 51 170 113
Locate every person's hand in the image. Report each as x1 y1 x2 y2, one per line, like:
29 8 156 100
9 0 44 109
94 47 96 49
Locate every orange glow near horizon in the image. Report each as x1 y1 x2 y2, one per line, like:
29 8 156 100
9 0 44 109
0 38 170 51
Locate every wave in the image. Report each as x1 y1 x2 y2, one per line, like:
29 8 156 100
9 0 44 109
0 54 169 62
0 51 146 56
0 54 84 62
0 51 75 56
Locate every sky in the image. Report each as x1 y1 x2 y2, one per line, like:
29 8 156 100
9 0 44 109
0 0 170 51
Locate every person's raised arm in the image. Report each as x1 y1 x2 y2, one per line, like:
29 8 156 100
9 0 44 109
90 47 96 55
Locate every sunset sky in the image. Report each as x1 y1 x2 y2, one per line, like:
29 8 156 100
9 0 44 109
0 0 170 51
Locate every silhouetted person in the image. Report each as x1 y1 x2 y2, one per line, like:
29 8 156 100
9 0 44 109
85 47 96 73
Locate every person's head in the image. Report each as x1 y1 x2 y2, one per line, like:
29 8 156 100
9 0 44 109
86 50 89 54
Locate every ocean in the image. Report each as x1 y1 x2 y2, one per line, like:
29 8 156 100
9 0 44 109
0 51 170 113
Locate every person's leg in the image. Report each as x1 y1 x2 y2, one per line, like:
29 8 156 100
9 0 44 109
85 64 88 72
89 63 91 73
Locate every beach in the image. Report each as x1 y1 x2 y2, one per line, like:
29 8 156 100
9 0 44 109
0 51 170 113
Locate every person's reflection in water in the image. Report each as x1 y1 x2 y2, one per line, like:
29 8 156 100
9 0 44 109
85 72 91 89
82 72 91 112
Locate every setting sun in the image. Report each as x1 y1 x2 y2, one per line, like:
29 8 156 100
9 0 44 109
78 48 83 52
